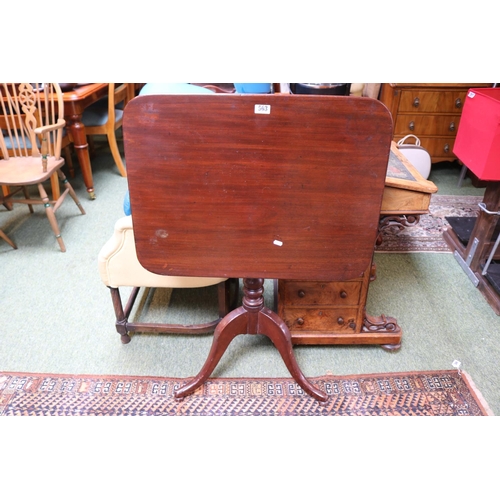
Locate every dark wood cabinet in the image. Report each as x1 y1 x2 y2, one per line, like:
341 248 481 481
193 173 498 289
379 83 492 163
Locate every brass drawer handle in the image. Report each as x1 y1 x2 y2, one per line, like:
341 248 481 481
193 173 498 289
297 289 305 298
449 122 455 132
296 317 304 325
413 97 420 108
409 121 415 131
444 143 450 153
455 98 462 108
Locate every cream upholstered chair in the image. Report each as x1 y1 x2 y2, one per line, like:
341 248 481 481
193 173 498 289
98 215 239 344
0 83 86 251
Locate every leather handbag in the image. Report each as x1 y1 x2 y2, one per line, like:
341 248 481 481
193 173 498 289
397 134 432 179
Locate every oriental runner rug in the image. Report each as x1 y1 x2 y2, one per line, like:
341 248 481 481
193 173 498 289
0 370 492 416
376 195 483 253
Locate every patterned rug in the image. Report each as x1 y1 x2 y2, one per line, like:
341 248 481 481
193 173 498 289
0 370 492 416
376 195 483 253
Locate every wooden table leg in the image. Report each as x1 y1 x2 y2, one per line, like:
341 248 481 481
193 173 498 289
174 278 328 403
67 113 95 199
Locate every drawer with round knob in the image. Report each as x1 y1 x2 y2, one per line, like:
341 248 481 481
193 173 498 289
281 280 362 306
282 307 359 333
394 114 461 137
276 266 376 343
394 136 457 160
398 90 467 113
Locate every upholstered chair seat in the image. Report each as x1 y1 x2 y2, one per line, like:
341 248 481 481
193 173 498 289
98 215 238 343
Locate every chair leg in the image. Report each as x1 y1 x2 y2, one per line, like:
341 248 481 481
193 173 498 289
63 145 75 178
273 279 278 313
2 186 13 211
218 281 228 318
37 182 66 252
2 186 35 212
230 278 240 310
107 131 127 177
217 278 239 318
0 228 17 249
50 172 61 200
22 187 34 213
109 286 133 344
58 171 86 215
87 136 96 157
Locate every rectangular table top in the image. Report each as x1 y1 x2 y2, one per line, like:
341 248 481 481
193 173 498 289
124 93 393 281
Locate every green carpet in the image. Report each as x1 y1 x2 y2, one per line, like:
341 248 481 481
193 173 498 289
1 143 498 415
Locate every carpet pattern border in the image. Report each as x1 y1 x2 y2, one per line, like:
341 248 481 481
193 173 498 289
0 370 493 416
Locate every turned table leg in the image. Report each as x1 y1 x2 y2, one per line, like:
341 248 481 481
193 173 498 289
67 114 95 199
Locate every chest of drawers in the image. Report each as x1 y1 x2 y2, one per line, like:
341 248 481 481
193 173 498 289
379 83 491 163
277 264 402 350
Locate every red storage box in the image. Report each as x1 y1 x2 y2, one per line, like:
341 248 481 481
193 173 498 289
453 87 500 181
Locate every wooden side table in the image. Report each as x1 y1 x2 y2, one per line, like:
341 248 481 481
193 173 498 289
124 93 400 401
378 142 438 243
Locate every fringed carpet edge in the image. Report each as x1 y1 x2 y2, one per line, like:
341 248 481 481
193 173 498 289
0 370 492 416
461 370 494 416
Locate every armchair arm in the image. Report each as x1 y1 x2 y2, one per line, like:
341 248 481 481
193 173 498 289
34 118 66 135
35 118 66 169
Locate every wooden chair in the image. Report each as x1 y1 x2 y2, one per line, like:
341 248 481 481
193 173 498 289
1 91 71 201
2 137 74 202
81 83 130 177
1 188 16 248
0 83 86 252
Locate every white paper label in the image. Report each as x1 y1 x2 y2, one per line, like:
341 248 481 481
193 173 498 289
468 91 476 98
255 104 271 114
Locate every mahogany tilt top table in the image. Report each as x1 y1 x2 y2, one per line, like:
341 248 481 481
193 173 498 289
124 93 395 402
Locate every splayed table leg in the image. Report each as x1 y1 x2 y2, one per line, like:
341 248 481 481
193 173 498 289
174 278 328 403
